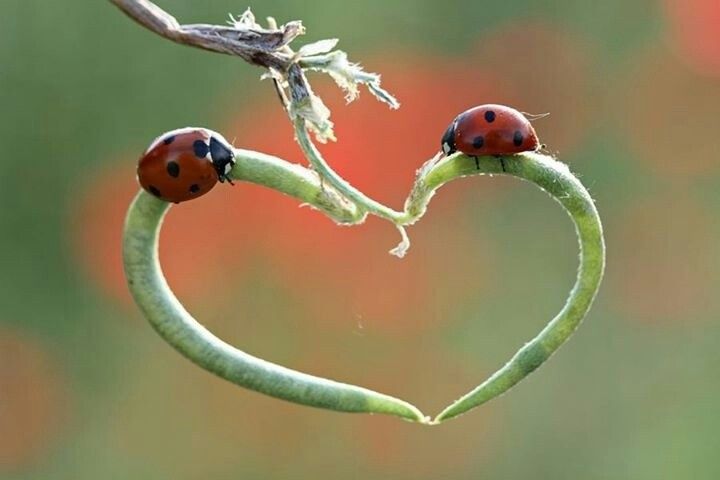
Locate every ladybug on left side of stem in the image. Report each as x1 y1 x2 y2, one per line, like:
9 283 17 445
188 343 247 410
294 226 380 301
137 127 236 203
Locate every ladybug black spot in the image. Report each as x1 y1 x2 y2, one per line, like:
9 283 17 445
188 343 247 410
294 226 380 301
163 135 175 145
166 161 180 178
189 184 200 193
193 140 209 159
484 110 496 123
148 186 162 197
513 131 524 146
472 136 484 149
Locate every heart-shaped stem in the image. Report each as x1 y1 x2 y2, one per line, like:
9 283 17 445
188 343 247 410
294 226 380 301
123 190 429 423
123 142 603 424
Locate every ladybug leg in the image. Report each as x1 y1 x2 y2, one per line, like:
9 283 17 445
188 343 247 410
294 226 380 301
473 156 480 170
218 174 235 186
500 158 507 172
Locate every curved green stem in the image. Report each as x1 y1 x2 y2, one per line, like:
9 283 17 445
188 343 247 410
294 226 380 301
293 117 407 223
293 117 405 220
122 190 428 423
415 152 606 423
293 118 418 256
230 148 367 225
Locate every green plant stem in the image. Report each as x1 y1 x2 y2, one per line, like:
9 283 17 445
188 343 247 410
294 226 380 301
230 148 366 225
293 118 407 223
293 118 417 256
122 190 428 423
415 152 606 423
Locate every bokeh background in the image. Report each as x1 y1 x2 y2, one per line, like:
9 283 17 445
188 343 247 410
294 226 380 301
2 0 720 478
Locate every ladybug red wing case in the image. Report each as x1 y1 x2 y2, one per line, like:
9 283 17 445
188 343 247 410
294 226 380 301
137 127 236 203
441 104 540 157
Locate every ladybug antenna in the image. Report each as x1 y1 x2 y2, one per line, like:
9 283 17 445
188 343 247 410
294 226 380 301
522 111 551 122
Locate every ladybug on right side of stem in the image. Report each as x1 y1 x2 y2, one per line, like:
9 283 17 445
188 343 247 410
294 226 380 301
440 104 543 169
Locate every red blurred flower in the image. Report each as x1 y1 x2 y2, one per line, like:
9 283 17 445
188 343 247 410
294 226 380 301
73 40 597 332
73 54 505 329
665 0 720 77
221 55 514 333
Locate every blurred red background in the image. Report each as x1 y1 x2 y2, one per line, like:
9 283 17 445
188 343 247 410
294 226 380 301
3 1 720 478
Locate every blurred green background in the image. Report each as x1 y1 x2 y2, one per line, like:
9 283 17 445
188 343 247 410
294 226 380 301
3 0 720 478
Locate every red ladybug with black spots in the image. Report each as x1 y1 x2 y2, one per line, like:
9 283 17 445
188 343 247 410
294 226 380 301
137 127 236 203
441 104 541 161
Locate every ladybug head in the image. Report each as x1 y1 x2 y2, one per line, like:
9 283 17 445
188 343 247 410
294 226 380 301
441 120 457 156
209 135 236 183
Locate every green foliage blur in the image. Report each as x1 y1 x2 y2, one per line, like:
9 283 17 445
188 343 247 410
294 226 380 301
2 0 720 478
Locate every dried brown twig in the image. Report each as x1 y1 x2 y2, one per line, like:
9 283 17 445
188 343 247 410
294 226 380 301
109 0 398 142
109 0 301 69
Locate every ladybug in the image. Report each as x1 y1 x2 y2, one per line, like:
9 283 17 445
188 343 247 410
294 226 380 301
441 104 541 162
137 127 235 203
